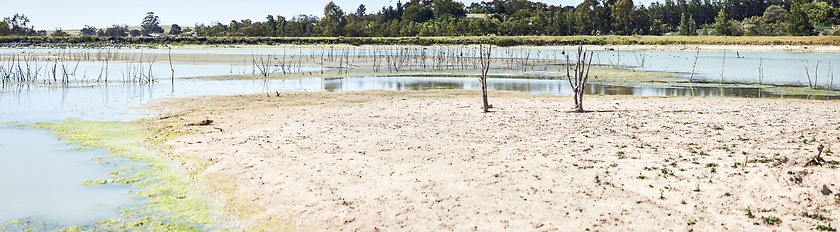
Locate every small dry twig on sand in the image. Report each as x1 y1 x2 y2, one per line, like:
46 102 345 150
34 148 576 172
805 144 826 166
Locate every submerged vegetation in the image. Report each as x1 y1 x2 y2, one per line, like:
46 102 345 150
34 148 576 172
3 44 840 99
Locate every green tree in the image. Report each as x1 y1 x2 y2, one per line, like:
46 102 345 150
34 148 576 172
0 21 12 36
141 12 164 35
104 24 129 37
743 16 766 36
321 1 346 36
800 2 832 26
80 25 97 35
129 29 141 37
575 0 599 34
169 24 182 35
264 15 277 36
470 4 488 14
713 9 728 35
403 5 433 22
787 4 815 36
3 14 35 35
431 0 466 19
762 5 789 24
611 0 635 35
51 27 69 36
679 13 696 35
356 4 367 16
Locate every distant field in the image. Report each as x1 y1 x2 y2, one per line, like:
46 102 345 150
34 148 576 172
2 35 840 46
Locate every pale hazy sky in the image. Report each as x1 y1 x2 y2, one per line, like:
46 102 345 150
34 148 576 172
2 0 653 30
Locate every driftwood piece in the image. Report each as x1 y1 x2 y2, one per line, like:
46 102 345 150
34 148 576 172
186 119 213 126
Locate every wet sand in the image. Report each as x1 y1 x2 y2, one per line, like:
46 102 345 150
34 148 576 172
149 90 840 231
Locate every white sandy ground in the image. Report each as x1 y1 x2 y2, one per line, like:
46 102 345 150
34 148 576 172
149 90 840 231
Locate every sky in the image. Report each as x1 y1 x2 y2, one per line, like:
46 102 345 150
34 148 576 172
3 0 654 30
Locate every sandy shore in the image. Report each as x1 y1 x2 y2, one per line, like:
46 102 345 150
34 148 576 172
150 90 840 231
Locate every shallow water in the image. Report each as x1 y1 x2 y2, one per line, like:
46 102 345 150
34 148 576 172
4 48 840 88
0 126 136 225
4 76 832 124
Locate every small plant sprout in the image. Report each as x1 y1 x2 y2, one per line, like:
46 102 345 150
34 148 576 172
761 215 781 225
746 206 754 218
724 192 731 196
803 209 829 221
817 222 837 231
694 182 701 192
687 219 696 226
660 189 665 200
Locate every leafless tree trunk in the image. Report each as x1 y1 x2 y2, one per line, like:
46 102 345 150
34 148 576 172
815 61 820 88
719 50 726 84
758 58 763 85
829 62 834 90
635 52 646 67
252 53 272 77
805 62 813 88
168 47 175 88
690 49 699 83
565 45 594 113
479 43 492 112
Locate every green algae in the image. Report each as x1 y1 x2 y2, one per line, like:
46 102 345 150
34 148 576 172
765 86 840 96
9 120 227 231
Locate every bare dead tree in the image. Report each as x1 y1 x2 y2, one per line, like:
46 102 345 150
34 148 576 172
719 50 726 84
168 47 175 88
758 58 764 85
829 62 834 89
565 45 594 113
479 43 492 112
252 52 272 77
146 56 156 83
635 52 647 68
815 61 820 88
805 62 814 88
689 49 699 83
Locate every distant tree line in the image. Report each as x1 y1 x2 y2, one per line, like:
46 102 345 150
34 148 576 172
0 12 189 37
189 0 838 37
2 0 839 38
